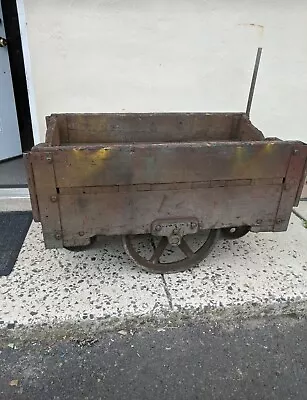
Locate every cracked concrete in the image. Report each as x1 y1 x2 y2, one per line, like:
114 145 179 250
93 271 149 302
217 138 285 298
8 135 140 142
0 206 306 339
160 275 173 310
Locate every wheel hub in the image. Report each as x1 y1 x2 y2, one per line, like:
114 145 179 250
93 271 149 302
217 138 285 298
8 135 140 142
122 227 220 274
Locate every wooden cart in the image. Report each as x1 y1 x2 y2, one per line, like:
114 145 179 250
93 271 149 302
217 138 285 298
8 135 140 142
24 111 307 273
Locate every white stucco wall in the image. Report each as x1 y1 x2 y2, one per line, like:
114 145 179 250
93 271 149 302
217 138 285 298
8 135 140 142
23 0 307 143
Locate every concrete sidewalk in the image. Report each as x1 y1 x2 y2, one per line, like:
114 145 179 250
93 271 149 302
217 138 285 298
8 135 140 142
0 203 307 339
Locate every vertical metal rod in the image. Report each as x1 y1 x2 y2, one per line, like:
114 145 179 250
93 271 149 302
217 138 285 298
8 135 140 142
246 47 262 118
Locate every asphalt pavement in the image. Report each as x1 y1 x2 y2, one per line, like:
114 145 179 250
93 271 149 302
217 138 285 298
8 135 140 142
1 315 307 400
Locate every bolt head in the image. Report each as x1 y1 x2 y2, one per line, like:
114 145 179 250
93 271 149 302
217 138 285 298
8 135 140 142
293 149 299 155
50 195 57 202
155 225 161 232
55 233 61 240
79 231 85 236
256 219 262 225
168 234 181 246
190 222 197 230
46 156 52 163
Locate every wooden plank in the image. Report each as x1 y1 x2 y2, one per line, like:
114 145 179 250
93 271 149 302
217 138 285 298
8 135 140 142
238 115 265 141
45 115 60 146
64 113 240 144
301 181 307 199
58 177 282 195
274 147 307 231
59 184 282 242
23 153 40 222
45 114 68 146
294 158 307 205
30 152 63 248
48 141 296 188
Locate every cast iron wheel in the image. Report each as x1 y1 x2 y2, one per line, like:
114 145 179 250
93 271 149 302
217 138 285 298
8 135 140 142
122 229 220 274
64 237 96 252
221 226 250 240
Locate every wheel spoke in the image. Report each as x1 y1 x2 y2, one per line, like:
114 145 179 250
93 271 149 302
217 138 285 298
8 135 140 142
150 237 168 264
178 238 194 258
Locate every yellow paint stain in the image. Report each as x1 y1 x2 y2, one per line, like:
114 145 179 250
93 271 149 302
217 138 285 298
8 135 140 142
93 148 111 162
231 143 276 178
73 147 110 162
264 143 275 153
72 148 111 180
235 146 245 160
231 146 248 176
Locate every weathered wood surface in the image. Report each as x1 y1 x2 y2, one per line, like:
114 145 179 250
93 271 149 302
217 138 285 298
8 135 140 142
59 183 282 244
47 112 264 145
63 113 242 144
238 115 265 141
274 148 307 231
25 112 307 248
34 141 297 188
45 115 64 146
29 152 63 248
23 153 40 222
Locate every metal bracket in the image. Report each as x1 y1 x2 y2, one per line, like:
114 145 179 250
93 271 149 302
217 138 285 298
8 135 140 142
151 218 199 246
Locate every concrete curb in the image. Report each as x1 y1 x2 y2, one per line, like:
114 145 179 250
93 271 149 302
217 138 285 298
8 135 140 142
1 297 307 346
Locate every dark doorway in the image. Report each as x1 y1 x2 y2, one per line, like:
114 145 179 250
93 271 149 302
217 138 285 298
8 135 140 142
1 0 33 152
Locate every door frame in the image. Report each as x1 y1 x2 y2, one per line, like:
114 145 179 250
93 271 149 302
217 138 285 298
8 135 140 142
1 0 39 151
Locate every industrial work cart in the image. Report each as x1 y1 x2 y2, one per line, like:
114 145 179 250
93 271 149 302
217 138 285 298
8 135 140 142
25 50 307 273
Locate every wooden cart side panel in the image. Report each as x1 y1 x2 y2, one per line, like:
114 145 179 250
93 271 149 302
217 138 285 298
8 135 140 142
30 152 63 248
239 115 265 141
45 114 68 146
64 113 242 144
45 115 59 146
274 147 307 231
59 184 282 245
294 157 307 206
49 141 295 188
23 153 40 222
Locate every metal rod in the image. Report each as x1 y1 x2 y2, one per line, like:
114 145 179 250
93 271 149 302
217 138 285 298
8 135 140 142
246 47 262 118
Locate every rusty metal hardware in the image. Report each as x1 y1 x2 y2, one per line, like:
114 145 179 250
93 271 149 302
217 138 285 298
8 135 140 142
151 218 199 246
221 226 250 239
0 37 7 48
246 47 262 118
122 229 220 274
